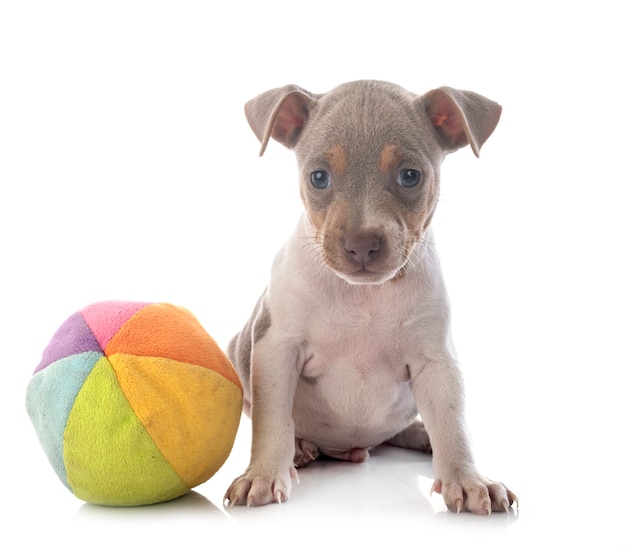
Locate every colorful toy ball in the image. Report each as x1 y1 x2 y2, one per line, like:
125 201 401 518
26 301 243 506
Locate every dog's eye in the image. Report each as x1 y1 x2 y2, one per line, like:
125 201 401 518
398 169 421 188
310 170 331 189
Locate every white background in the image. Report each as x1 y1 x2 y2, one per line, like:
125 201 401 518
2 1 625 548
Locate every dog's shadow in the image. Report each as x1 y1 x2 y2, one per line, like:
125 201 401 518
225 443 518 535
297 444 436 512
224 443 437 522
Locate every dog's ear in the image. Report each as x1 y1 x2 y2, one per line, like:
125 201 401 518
245 85 318 156
422 87 502 157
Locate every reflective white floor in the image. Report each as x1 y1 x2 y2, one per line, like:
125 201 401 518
13 407 626 550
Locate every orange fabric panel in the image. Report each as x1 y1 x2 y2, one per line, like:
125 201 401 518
105 303 241 388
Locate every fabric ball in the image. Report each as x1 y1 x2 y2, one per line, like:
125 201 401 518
26 301 242 506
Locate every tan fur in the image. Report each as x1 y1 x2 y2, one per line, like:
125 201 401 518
225 80 516 514
326 144 348 176
378 143 402 172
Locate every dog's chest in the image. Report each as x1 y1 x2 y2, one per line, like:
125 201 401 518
298 284 416 397
293 291 418 446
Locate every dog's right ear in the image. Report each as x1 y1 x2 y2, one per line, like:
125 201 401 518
245 85 318 156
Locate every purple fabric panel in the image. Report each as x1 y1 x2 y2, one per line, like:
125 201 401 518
34 311 102 374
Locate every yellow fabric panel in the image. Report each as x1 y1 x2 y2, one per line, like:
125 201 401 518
108 353 242 487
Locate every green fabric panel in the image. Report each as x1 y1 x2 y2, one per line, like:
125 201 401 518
63 356 189 506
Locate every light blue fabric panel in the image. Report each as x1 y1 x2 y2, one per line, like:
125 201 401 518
26 351 103 490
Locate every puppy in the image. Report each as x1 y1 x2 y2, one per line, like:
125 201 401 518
225 80 517 514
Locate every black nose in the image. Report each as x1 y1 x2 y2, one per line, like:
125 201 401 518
343 233 382 267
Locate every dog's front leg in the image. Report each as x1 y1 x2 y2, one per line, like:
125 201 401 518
410 354 517 514
225 336 300 506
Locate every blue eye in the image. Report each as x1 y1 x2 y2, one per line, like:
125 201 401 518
310 170 331 189
398 169 421 188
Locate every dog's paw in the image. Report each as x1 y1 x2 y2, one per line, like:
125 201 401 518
294 438 320 467
431 474 518 514
224 466 299 507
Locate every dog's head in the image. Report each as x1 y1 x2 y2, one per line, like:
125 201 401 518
245 80 501 285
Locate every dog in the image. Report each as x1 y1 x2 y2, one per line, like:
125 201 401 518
224 80 517 514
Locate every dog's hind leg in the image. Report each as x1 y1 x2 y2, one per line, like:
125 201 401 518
386 418 432 453
295 439 372 465
294 438 321 467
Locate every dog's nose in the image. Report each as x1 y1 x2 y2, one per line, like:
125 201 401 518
343 233 382 267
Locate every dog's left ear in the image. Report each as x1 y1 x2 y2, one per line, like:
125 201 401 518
422 87 502 157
